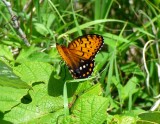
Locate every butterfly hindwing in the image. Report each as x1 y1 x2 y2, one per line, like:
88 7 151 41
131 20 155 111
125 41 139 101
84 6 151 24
56 34 104 79
69 59 94 79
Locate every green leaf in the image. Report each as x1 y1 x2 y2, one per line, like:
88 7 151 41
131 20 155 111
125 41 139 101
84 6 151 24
34 23 49 36
82 83 103 96
2 83 63 123
16 46 40 63
27 109 64 124
0 86 28 113
16 46 54 63
112 76 139 106
64 96 109 124
112 115 138 124
0 60 31 89
14 62 54 85
122 77 139 100
72 81 91 96
138 111 160 124
27 52 54 63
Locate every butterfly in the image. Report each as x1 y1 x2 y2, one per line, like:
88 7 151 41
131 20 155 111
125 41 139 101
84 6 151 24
56 34 104 79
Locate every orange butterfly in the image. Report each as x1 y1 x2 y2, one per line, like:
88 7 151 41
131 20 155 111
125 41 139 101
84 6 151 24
56 34 104 79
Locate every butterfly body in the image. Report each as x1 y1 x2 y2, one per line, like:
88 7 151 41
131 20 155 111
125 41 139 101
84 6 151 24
56 34 104 79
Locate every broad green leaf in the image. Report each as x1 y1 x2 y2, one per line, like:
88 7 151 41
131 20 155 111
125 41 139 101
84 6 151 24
16 46 54 63
82 83 103 96
138 111 160 124
27 109 64 124
72 80 91 96
14 62 54 85
0 60 30 89
0 86 28 113
64 96 109 124
27 52 54 63
2 83 63 123
112 115 137 124
16 46 40 63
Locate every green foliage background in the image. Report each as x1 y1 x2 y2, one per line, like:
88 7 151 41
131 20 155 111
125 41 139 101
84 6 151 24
0 0 160 123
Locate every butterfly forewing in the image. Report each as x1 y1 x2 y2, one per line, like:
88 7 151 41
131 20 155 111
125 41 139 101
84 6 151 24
56 44 80 68
68 34 103 59
56 34 104 79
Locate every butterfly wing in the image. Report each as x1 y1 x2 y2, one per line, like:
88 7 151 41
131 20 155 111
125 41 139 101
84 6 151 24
56 34 104 79
56 43 80 69
56 43 95 78
68 34 104 60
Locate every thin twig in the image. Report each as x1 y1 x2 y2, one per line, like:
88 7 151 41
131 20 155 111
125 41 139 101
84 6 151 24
2 0 30 46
